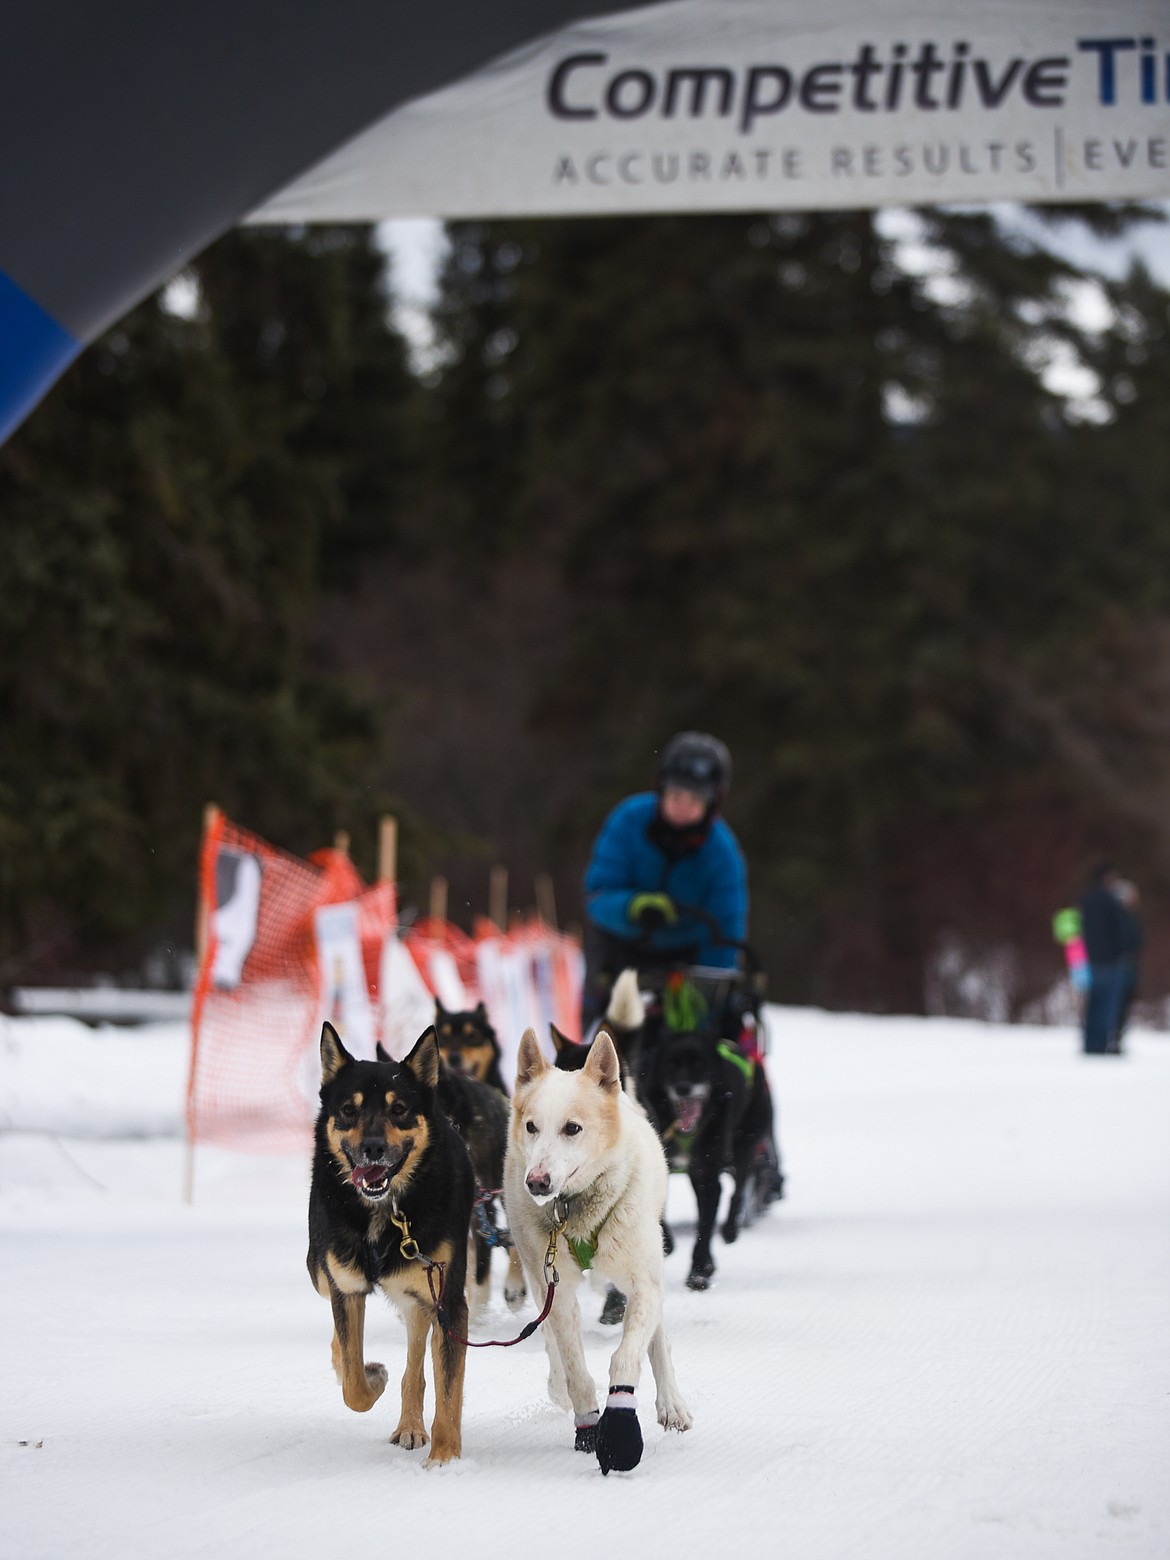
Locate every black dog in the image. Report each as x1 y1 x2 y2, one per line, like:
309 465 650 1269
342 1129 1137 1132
380 1038 525 1313
550 1021 641 1094
308 1023 474 1463
435 1000 509 1094
549 966 646 1092
640 1029 778 1291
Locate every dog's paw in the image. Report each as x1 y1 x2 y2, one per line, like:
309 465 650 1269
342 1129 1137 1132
504 1252 527 1311
344 1362 388 1411
596 1389 642 1475
390 1422 429 1450
546 1364 573 1412
598 1287 627 1326
575 1411 599 1453
424 1441 459 1466
685 1259 714 1292
657 1398 693 1433
721 1217 739 1245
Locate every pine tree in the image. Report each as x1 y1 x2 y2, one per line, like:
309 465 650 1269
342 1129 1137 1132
0 225 416 982
416 206 1170 1010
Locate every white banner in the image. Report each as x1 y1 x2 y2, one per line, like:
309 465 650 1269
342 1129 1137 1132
208 848 261 991
378 935 439 1062
313 901 377 1059
252 0 1170 222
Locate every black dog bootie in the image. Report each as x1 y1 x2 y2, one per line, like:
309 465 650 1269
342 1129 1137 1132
575 1410 599 1453
599 1287 628 1326
596 1387 642 1474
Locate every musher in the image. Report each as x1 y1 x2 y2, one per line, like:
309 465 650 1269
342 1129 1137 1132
580 731 747 1030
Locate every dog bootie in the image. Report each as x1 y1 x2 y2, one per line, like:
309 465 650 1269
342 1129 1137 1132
596 1387 642 1475
575 1410 599 1453
599 1286 627 1326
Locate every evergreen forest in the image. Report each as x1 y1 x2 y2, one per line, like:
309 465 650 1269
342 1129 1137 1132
3 205 1169 1017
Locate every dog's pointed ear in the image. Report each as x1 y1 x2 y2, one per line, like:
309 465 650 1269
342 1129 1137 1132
584 1029 621 1094
375 1041 391 1063
475 1001 488 1020
549 1022 573 1056
321 1022 352 1084
404 1026 440 1090
515 1027 549 1089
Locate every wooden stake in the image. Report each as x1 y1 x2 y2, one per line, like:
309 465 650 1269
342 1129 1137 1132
489 864 508 931
378 816 398 885
535 872 558 929
194 802 220 972
429 875 448 923
185 802 222 1206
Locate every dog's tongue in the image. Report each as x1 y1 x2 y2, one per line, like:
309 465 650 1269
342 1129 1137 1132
352 1164 389 1192
677 1099 703 1134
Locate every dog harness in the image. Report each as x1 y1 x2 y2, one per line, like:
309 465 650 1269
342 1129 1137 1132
566 1230 602 1271
663 972 708 1033
716 1039 756 1083
557 1195 615 1272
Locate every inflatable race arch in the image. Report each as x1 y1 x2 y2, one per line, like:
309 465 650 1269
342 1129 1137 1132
2 0 1167 442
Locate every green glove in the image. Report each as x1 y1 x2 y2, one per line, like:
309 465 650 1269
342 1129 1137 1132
629 892 678 930
1052 907 1081 945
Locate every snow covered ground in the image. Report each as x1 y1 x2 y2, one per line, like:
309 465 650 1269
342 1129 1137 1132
2 1006 1167 1559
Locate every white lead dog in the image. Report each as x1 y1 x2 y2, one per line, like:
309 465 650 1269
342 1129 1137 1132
504 1026 692 1473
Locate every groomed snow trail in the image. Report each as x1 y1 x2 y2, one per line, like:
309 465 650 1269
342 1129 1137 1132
1 1008 1167 1559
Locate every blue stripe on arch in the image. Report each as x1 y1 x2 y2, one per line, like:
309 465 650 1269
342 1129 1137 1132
0 269 81 445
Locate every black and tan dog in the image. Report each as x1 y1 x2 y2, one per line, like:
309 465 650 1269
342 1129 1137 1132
308 1022 474 1464
435 1000 509 1094
379 1038 526 1314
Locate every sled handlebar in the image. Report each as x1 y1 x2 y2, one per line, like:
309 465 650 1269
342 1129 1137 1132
671 901 762 972
651 900 765 984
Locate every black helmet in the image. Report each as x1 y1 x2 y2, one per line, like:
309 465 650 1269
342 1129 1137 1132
657 732 732 805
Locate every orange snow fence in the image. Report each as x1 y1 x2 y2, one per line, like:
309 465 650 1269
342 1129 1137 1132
187 809 583 1156
186 811 395 1153
403 916 482 1009
473 916 583 1083
401 916 583 1066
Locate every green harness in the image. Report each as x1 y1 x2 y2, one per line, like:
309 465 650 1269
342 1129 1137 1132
716 1039 756 1083
564 1202 615 1272
664 977 708 1033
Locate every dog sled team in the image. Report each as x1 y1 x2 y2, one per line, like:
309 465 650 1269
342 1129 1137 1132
306 733 783 1473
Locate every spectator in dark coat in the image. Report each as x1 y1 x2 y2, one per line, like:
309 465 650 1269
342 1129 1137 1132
1112 879 1143 1054
1078 863 1132 1055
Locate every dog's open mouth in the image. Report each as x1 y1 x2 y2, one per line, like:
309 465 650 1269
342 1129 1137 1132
349 1157 403 1201
672 1096 705 1134
351 1164 391 1198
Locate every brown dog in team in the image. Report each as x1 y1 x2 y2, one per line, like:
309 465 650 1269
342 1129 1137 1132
307 1023 474 1464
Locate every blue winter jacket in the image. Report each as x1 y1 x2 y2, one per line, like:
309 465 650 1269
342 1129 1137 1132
583 793 748 968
